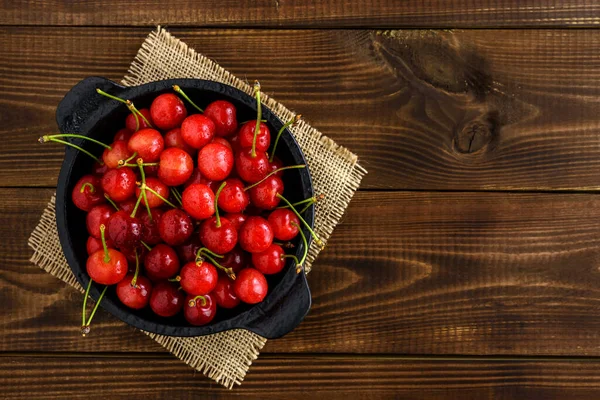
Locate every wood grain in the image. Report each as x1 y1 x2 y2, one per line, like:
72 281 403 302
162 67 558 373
3 27 600 190
1 0 599 28
8 188 600 355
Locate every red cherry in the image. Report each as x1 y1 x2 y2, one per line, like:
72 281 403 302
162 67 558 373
101 168 136 202
212 137 232 149
235 148 269 183
224 213 247 232
252 244 285 275
221 246 249 273
144 243 180 281
144 164 159 177
199 217 238 254
249 175 284 210
230 133 243 153
140 208 164 245
126 108 153 132
149 282 184 317
267 208 300 241
87 242 128 286
197 142 234 181
179 261 218 295
114 128 133 142
158 209 193 246
269 156 284 177
86 236 114 255
106 210 142 249
181 114 215 149
150 93 188 130
117 274 153 309
135 177 169 208
239 121 270 152
121 246 148 267
176 235 203 264
184 293 217 326
239 216 274 253
102 140 132 169
204 100 238 137
72 175 105 212
234 268 268 304
217 179 249 213
181 184 215 220
118 198 141 218
86 204 115 238
158 148 194 186
92 161 109 176
165 128 196 155
127 128 164 163
213 276 240 309
183 168 203 188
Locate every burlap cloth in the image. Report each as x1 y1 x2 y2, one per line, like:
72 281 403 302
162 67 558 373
28 26 367 389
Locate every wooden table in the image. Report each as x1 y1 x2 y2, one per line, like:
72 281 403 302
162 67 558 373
3 1 600 398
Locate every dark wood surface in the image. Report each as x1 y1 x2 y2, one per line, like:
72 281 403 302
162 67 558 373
4 1 600 398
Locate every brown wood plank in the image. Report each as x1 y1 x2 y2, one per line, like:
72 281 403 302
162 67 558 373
7 188 600 355
3 27 600 190
3 354 600 399
1 1 598 28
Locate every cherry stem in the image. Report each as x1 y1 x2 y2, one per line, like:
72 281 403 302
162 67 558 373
82 279 92 327
131 249 140 287
169 276 182 283
126 101 153 128
80 182 95 194
276 194 323 247
43 134 112 150
104 194 120 211
189 295 207 307
281 253 300 265
251 81 262 158
96 88 127 104
39 137 100 163
269 114 302 162
244 164 306 191
291 222 308 272
131 107 140 132
171 187 183 206
99 224 110 263
240 119 267 124
136 159 153 220
130 192 143 218
299 201 314 214
173 85 203 113
85 285 108 329
195 247 224 262
118 152 138 168
81 279 108 337
276 195 319 209
199 253 235 280
214 181 227 227
141 241 152 251
122 162 158 167
144 185 178 209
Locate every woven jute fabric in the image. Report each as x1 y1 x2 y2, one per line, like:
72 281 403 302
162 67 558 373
28 26 367 389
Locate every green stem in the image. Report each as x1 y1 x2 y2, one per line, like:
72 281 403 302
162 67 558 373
214 181 227 227
276 194 322 247
171 187 183 206
281 253 300 265
80 182 95 194
130 193 143 218
189 295 207 307
44 134 111 150
244 165 306 191
173 85 203 113
97 89 152 129
195 247 224 263
137 160 153 220
299 201 314 214
118 152 138 168
199 253 235 280
82 279 92 327
251 81 262 158
104 194 119 211
141 241 152 251
96 88 128 104
270 114 301 162
144 186 177 208
291 222 308 273
85 285 108 326
99 224 110 263
277 196 315 209
122 162 158 167
40 137 100 163
131 250 140 287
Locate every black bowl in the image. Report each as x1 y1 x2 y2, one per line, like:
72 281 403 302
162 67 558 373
55 77 313 338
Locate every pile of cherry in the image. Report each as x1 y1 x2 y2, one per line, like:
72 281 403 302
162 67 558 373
42 82 322 335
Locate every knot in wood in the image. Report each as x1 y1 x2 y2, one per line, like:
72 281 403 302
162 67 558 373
454 120 493 154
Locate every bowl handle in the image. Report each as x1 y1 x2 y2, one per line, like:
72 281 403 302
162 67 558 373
56 76 124 134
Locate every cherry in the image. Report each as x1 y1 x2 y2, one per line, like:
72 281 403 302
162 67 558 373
252 243 285 275
197 142 234 181
221 246 249 273
106 210 142 249
217 178 249 213
165 128 196 155
158 209 193 245
117 274 152 309
230 133 243 153
144 243 180 281
184 293 217 326
86 204 114 238
126 108 152 132
144 164 159 177
234 268 268 304
213 276 240 309
118 198 141 217
150 282 184 317
101 168 136 202
92 161 109 176
224 213 247 232
121 245 148 266
140 208 164 245
183 168 203 188
181 114 215 149
249 175 284 210
150 93 187 130
267 208 300 240
86 225 128 285
176 235 203 264
239 121 270 152
199 182 238 254
102 140 132 169
182 183 215 220
212 137 232 149
114 128 133 142
235 148 269 183
127 128 164 163
204 100 238 137
158 148 194 186
72 175 105 212
86 235 114 255
239 216 273 253
179 261 218 295
135 177 169 208
269 156 284 177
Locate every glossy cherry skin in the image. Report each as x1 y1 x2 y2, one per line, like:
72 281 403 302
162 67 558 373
179 261 218 296
181 114 215 149
101 168 137 202
183 168 203 188
121 246 148 267
223 213 247 232
184 293 217 326
176 235 203 264
235 148 269 183
239 216 274 253
164 128 196 155
125 108 152 132
230 133 242 153
102 140 132 169
204 100 238 137
221 246 249 273
92 161 109 176
114 128 133 142
150 93 188 130
218 179 249 213
127 128 164 163
197 142 234 181
267 208 300 241
116 274 153 309
150 282 184 317
86 204 115 238
118 198 140 218
213 276 240 308
269 156 284 177
158 209 193 246
212 137 232 149
135 177 169 208
249 175 284 210
234 268 268 304
86 236 114 255
239 121 270 152
144 243 180 281
140 208 164 245
199 217 238 255
252 244 285 275
181 183 215 220
106 210 143 249
158 148 194 186
72 175 105 212
87 248 128 285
